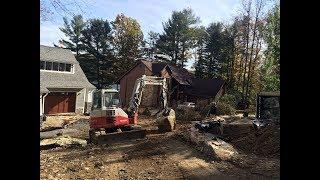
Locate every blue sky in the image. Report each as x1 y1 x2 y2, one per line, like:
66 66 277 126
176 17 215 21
40 0 274 69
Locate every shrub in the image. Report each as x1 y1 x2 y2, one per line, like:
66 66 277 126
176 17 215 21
219 94 237 108
216 102 236 115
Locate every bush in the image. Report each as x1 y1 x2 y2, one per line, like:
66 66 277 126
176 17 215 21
216 102 236 115
176 108 202 121
219 94 237 108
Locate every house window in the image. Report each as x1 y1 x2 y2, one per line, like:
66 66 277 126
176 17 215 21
65 64 72 72
52 62 59 71
59 63 66 71
40 60 74 73
40 61 45 70
45 62 52 70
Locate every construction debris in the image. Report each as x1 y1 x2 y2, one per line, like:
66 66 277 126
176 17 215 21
40 116 66 131
40 136 87 150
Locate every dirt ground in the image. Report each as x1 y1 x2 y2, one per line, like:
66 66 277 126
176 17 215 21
40 116 280 180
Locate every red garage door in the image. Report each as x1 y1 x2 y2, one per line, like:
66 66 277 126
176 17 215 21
44 92 76 114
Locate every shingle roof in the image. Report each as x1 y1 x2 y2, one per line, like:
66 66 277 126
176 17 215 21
164 65 195 85
183 78 225 98
40 45 77 63
40 45 95 92
115 59 167 83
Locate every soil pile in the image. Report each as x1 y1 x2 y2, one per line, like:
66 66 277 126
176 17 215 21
226 123 280 158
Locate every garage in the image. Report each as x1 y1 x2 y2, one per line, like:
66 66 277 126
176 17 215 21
44 92 76 114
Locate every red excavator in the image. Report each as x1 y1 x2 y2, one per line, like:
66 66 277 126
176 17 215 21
89 75 175 142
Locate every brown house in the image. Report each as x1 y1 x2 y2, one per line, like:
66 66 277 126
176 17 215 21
116 59 225 108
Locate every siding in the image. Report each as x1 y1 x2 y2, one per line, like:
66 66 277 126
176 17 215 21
119 63 160 107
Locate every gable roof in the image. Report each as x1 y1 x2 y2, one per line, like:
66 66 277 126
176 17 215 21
163 65 195 85
115 59 166 83
40 45 77 63
183 78 225 98
40 45 95 92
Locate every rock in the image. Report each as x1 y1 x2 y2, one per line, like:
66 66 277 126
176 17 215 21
40 129 81 139
94 161 103 168
156 109 176 132
186 126 238 160
41 116 66 131
40 136 87 149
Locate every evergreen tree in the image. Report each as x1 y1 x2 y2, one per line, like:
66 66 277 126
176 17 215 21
58 15 85 56
156 8 199 67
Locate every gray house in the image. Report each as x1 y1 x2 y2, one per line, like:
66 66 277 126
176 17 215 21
40 45 95 115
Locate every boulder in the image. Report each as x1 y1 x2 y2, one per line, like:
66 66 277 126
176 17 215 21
40 128 81 139
40 136 87 149
186 126 238 160
41 116 66 131
156 109 176 132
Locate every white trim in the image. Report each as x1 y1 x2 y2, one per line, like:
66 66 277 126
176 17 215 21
42 93 49 115
40 60 75 74
83 88 87 114
40 69 75 74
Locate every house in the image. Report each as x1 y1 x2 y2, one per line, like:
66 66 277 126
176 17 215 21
116 59 225 108
40 45 96 115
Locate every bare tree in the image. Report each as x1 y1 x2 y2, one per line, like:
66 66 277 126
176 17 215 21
40 0 89 22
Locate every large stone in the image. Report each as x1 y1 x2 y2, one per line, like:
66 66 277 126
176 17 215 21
156 109 176 132
41 116 66 131
186 126 238 160
40 129 81 139
40 136 87 149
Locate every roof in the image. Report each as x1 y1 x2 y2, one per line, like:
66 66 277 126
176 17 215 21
184 78 225 98
40 45 77 63
164 65 195 85
115 59 166 83
40 45 95 92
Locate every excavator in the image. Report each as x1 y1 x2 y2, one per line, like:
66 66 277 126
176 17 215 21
89 75 176 142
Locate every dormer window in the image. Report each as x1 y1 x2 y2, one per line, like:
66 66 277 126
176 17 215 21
40 60 74 73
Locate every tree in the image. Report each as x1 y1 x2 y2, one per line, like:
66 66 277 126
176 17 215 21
80 18 114 88
194 26 208 78
111 14 144 77
146 31 160 58
261 2 280 91
156 8 199 67
58 15 85 56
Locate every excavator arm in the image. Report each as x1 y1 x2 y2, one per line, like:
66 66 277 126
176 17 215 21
128 75 169 114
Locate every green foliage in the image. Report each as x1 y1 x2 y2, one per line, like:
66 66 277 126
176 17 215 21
219 94 237 108
112 14 144 77
156 8 200 67
58 15 85 56
261 3 280 92
216 102 236 115
80 18 114 88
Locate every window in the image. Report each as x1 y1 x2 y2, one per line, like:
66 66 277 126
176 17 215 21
65 64 72 72
40 61 45 70
59 63 66 71
45 62 52 70
40 60 73 73
52 62 59 71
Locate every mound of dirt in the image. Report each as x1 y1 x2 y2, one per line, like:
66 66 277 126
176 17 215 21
225 123 280 158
